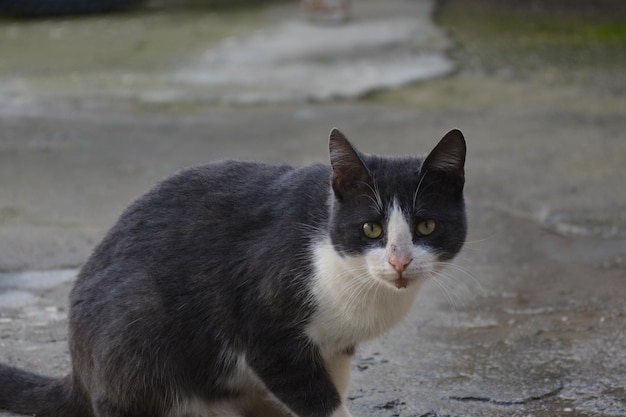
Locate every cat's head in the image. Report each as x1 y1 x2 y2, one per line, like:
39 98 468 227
328 128 466 290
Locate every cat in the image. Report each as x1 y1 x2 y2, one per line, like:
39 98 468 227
0 128 467 417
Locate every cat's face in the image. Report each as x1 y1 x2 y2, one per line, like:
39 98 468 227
328 129 466 290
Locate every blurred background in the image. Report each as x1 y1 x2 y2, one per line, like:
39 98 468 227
1 1 625 416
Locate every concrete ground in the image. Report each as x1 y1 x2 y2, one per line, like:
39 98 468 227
1 0 625 416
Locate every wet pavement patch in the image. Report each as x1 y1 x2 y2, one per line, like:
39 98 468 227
172 4 453 103
449 384 564 406
0 0 453 109
0 269 77 308
0 269 77 291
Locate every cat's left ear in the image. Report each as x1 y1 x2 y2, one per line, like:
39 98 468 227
329 128 370 199
422 129 466 179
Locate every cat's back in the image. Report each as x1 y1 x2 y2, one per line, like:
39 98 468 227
76 160 331 283
139 160 330 227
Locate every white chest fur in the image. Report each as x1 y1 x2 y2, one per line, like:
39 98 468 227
306 239 422 350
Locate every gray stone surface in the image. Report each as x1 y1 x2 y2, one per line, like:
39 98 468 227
173 1 452 103
1 0 625 416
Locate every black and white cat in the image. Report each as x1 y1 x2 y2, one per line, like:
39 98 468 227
0 128 467 417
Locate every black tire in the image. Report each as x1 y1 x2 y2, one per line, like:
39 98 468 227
0 0 143 17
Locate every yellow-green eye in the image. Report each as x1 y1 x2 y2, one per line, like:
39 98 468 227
362 222 383 239
416 219 437 236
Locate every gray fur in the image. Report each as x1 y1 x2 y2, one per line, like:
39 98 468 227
0 129 467 417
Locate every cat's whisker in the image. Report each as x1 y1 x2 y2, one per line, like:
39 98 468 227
429 268 483 315
346 281 375 308
427 272 460 316
415 192 445 210
372 177 384 215
412 169 430 211
295 222 326 236
462 234 497 245
432 270 480 315
362 179 384 215
433 262 486 297
431 274 476 311
333 268 386 307
363 194 383 214
431 271 477 311
446 247 484 259
331 264 368 279
336 269 373 293
413 175 443 215
336 278 368 309
413 178 439 202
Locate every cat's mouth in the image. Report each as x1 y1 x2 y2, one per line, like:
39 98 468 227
386 273 426 290
393 277 409 289
374 275 410 290
372 270 427 291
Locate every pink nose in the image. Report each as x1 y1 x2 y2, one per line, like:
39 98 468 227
388 254 413 274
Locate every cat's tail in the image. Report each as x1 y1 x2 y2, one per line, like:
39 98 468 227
0 364 91 417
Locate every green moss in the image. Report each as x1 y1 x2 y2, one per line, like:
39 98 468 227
367 1 626 110
0 206 23 223
436 0 626 73
0 7 261 77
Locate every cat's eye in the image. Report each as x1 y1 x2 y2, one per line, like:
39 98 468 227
416 219 437 236
362 222 383 239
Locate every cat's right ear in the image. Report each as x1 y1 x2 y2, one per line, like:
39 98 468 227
420 129 466 191
329 128 370 199
423 129 466 176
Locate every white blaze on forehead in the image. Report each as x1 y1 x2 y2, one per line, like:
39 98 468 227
387 200 412 249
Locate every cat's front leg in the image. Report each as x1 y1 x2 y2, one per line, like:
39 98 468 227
326 348 354 397
325 347 355 417
248 339 342 417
